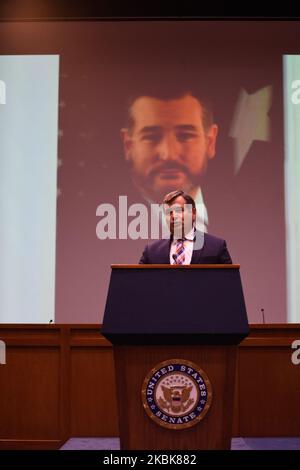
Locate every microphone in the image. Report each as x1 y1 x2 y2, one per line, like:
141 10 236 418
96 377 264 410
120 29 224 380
172 254 177 264
261 308 265 324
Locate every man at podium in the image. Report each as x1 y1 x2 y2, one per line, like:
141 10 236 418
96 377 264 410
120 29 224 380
139 189 232 265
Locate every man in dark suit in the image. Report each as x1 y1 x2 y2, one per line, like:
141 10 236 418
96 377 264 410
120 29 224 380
139 190 232 265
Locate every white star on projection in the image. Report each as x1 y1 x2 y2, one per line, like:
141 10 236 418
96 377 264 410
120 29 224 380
229 85 272 174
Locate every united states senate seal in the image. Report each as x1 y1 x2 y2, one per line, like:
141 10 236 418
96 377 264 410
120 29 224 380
141 359 212 430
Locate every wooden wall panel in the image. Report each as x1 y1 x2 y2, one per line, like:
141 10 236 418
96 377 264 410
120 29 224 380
238 346 300 436
0 326 64 449
71 347 118 436
69 327 118 436
0 324 299 449
235 325 300 437
0 347 60 439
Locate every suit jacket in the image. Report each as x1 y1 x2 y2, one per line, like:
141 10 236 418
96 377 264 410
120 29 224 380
139 231 232 264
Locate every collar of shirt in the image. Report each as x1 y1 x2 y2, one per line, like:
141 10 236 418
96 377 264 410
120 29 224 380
170 228 195 265
176 227 195 242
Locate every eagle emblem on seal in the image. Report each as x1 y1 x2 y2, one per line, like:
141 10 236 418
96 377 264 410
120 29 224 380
141 359 213 430
158 384 194 413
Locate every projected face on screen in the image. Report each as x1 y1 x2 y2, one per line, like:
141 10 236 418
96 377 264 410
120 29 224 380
121 94 218 203
2 20 294 325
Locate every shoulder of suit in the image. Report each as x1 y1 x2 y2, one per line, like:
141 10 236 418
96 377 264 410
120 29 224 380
145 232 226 249
200 231 226 245
145 238 169 250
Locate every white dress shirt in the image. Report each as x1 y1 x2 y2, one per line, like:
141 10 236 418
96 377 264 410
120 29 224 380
170 228 195 265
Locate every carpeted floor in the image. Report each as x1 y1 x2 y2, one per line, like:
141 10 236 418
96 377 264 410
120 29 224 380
60 437 300 450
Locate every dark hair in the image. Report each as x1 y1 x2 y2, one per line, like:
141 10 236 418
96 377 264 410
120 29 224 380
125 82 214 133
163 190 196 210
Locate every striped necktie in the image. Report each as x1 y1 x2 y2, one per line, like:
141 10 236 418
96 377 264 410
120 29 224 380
175 239 185 265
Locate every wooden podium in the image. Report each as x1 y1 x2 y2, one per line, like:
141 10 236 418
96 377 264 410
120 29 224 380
102 265 249 450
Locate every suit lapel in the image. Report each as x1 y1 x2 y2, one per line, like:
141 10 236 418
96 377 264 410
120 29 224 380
158 238 172 264
191 231 205 264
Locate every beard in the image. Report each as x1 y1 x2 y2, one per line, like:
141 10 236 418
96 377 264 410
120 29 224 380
129 162 205 203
